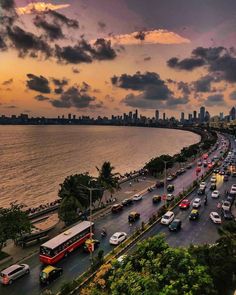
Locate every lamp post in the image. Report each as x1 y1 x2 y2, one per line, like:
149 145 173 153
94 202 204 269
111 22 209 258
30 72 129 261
162 160 172 207
79 182 103 264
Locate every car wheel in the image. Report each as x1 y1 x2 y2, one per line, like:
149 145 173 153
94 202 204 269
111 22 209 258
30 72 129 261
9 280 13 285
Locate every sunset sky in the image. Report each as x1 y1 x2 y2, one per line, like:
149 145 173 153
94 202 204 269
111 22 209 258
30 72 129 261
1 0 236 118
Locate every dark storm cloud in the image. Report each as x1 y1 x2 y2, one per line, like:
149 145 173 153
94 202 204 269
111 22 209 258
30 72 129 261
50 84 96 109
192 47 225 61
167 57 205 71
34 94 50 101
7 26 52 58
26 74 51 93
52 78 69 94
166 96 189 107
33 16 64 41
205 94 225 106
55 38 116 64
0 35 7 51
229 91 236 100
111 71 172 99
0 0 14 9
193 75 215 92
177 81 191 95
2 78 13 86
46 10 79 29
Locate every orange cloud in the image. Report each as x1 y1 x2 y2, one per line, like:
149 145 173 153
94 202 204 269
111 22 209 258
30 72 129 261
105 29 190 45
17 2 70 15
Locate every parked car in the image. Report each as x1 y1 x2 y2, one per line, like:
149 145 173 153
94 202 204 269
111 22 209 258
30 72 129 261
128 211 140 222
222 200 231 211
211 190 220 198
192 198 201 208
161 211 175 225
168 219 182 231
221 209 234 220
109 232 127 245
167 184 174 192
111 204 123 213
189 209 199 221
179 199 190 209
40 266 62 286
83 239 100 252
210 212 222 224
152 195 161 203
0 264 30 285
132 194 143 201
122 198 133 206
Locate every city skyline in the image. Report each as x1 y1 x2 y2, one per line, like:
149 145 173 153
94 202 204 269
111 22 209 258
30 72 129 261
1 1 236 118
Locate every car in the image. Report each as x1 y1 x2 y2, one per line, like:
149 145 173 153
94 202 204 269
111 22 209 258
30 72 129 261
211 190 220 198
226 196 234 205
226 170 231 176
111 204 123 213
167 184 174 192
122 198 133 206
83 238 100 252
166 194 174 201
211 176 217 183
199 182 206 190
39 266 63 285
197 161 202 166
128 211 140 222
232 171 236 177
223 175 229 181
214 169 219 173
116 255 127 265
179 199 190 209
0 264 30 285
230 188 236 195
147 186 154 192
186 164 192 169
197 188 205 195
219 170 225 175
222 200 231 211
189 209 199 220
156 181 164 188
192 198 201 208
231 184 236 190
203 160 207 167
180 167 186 173
210 183 217 190
132 194 143 201
196 167 201 173
210 212 222 224
221 209 234 220
109 232 127 245
167 175 174 181
152 195 161 203
161 211 175 225
168 219 182 232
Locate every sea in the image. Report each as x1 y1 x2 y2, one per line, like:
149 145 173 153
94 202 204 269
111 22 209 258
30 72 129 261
0 125 200 208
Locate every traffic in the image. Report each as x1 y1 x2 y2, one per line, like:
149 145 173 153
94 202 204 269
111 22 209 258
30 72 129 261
0 133 235 295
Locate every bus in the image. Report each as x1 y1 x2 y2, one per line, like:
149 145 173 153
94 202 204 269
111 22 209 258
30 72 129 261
39 221 93 264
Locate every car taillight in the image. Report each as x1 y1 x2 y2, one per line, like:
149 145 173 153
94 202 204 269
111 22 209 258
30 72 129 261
2 276 9 284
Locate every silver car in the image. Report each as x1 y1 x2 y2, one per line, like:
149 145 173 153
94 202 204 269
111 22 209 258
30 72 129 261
0 264 30 285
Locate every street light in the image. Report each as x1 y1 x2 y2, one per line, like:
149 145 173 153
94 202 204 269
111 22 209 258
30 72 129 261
78 182 103 264
162 160 172 207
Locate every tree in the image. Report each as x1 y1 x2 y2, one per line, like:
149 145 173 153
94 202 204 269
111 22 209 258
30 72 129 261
145 155 173 176
58 173 103 225
97 162 120 200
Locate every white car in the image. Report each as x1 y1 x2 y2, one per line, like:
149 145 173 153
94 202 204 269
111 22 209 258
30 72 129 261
161 211 175 225
230 188 236 195
192 198 201 208
199 182 206 190
222 201 231 211
210 212 222 224
109 232 127 245
167 194 174 201
132 194 143 201
231 184 236 190
211 190 220 198
0 264 30 285
211 176 216 183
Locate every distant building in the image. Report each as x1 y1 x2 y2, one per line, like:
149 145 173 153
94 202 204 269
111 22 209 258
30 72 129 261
180 112 185 123
200 106 205 123
155 109 159 121
229 107 236 120
205 111 210 122
163 112 166 121
68 113 72 120
193 110 197 120
219 112 224 120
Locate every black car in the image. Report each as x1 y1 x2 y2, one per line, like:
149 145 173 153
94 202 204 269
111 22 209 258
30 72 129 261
122 198 133 206
156 181 164 188
221 209 234 220
169 219 182 231
40 266 63 285
197 188 205 195
167 185 174 193
152 195 161 203
210 183 217 190
232 171 236 177
226 196 234 205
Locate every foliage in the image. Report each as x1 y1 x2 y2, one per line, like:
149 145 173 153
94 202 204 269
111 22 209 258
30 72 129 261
97 161 120 195
145 154 173 175
0 202 32 249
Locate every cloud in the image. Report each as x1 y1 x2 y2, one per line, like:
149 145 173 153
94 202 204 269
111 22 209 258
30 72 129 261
0 0 14 9
98 21 106 31
144 56 151 61
50 84 97 109
45 10 79 29
205 94 225 106
4 105 17 109
229 91 236 100
72 67 80 74
2 78 13 86
51 78 68 94
55 38 116 64
26 74 51 93
7 25 52 58
177 81 191 95
16 2 70 15
33 15 64 40
167 57 205 70
34 94 50 101
105 29 190 46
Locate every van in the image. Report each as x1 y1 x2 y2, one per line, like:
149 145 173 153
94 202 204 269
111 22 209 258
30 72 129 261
0 264 30 285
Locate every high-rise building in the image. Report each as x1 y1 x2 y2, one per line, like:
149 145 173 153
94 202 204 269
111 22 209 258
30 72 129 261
199 106 205 123
68 113 72 120
180 112 185 123
193 110 197 120
205 111 210 122
163 112 166 121
155 109 159 121
229 107 236 120
219 112 224 120
188 113 193 121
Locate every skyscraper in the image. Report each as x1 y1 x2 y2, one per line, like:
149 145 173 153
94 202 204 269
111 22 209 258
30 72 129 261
155 109 159 121
163 112 166 121
200 106 205 123
229 107 236 120
180 112 185 123
193 110 197 120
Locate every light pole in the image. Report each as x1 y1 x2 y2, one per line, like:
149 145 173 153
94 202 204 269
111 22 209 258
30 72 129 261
78 183 103 264
162 160 172 207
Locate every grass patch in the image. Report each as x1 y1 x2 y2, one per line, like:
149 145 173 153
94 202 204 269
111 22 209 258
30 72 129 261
0 251 10 261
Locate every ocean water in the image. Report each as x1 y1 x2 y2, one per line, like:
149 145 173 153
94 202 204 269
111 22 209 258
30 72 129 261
0 125 200 208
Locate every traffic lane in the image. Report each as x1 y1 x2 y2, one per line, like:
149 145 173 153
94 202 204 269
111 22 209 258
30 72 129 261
0 136 227 295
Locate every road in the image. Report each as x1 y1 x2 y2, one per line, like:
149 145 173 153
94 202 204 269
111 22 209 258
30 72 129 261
0 133 231 295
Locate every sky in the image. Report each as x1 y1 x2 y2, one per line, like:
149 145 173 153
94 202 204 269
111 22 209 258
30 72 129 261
0 0 236 119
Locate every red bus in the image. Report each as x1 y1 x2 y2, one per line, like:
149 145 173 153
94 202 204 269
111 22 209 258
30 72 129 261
39 221 93 264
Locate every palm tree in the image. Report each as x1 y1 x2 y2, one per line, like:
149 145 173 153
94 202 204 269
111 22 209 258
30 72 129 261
96 162 120 203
